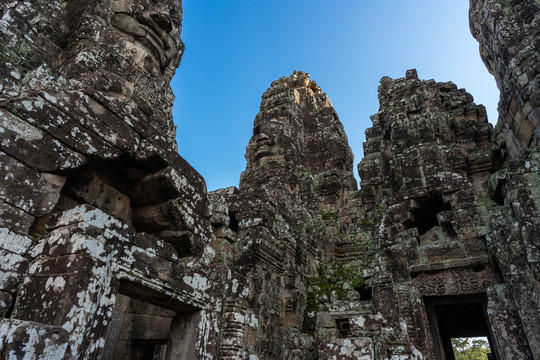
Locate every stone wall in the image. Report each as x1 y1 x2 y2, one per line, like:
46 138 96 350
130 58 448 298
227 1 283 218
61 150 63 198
0 0 221 358
1 0 540 359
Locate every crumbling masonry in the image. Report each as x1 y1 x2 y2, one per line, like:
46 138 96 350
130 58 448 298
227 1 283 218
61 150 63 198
0 0 539 359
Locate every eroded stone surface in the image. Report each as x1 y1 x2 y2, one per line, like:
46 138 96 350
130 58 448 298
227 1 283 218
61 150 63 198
0 319 73 359
0 0 218 358
470 0 540 156
1 0 540 359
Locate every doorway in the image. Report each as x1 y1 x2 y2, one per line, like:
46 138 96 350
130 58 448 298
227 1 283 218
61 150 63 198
102 281 201 360
426 294 497 360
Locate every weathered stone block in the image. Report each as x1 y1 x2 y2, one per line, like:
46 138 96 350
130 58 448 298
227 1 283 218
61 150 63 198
0 201 35 235
319 338 373 360
0 319 73 359
0 292 12 318
0 109 86 172
0 249 29 293
0 228 32 255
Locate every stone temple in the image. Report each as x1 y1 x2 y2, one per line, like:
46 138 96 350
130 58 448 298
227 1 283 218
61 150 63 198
0 0 539 359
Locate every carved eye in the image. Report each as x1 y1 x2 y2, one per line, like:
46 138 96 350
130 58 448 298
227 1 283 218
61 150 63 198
170 11 181 27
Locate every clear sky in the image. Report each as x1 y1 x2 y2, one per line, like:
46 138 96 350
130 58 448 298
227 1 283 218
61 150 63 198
171 1 500 192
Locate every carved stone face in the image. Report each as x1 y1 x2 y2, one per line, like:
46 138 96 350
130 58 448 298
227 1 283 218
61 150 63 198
52 0 184 143
57 0 184 87
111 0 183 73
250 118 291 166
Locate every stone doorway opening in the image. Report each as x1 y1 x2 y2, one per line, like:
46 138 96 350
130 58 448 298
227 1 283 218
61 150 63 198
102 281 201 360
426 294 497 360
102 293 174 359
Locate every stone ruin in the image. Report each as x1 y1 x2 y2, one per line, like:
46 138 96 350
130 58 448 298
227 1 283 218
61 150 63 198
0 0 539 358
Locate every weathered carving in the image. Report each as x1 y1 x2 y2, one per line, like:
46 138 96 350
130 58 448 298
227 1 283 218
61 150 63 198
413 268 494 296
471 0 540 157
1 0 540 359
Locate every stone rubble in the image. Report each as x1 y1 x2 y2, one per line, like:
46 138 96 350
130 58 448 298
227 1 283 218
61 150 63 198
0 0 539 359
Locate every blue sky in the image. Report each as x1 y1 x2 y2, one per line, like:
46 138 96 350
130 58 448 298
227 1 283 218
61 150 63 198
171 1 499 191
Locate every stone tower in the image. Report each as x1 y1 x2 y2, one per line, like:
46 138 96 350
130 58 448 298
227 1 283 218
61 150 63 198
209 71 360 358
0 0 540 359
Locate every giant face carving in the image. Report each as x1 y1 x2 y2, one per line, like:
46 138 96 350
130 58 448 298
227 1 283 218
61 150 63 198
57 0 183 80
111 0 183 73
248 117 295 169
52 0 185 143
254 120 285 160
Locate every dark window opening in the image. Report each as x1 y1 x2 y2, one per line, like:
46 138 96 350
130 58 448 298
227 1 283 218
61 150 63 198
410 193 452 236
355 284 373 301
491 184 505 206
426 295 497 360
489 172 506 206
161 231 195 258
229 211 239 233
335 318 351 338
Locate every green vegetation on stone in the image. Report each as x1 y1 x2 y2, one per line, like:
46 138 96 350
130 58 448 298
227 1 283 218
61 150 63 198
452 338 491 360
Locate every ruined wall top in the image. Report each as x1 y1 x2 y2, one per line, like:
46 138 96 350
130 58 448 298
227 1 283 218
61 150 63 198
359 69 493 208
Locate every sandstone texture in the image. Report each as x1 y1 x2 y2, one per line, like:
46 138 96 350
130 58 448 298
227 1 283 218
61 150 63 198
471 0 540 158
0 0 540 359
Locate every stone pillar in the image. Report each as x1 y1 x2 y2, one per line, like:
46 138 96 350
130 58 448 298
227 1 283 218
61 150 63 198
220 297 248 359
